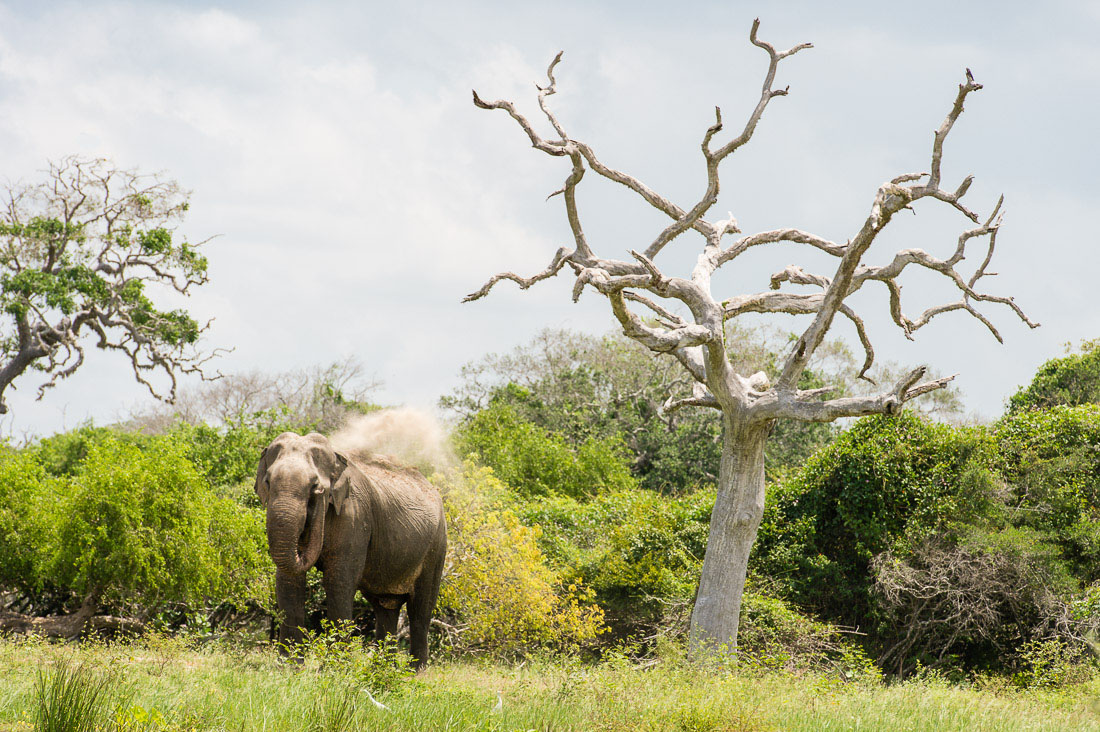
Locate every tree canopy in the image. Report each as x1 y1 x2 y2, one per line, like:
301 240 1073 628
1008 339 1100 413
0 156 217 414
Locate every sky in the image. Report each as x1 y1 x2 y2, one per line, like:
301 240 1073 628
0 0 1097 437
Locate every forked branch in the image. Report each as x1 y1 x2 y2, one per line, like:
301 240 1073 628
467 24 1032 424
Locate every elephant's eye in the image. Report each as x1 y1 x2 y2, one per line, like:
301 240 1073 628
310 480 323 495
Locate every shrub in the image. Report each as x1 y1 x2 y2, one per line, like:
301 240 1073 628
50 433 271 610
753 412 997 628
297 620 413 693
519 488 712 636
1007 338 1100 413
738 593 882 682
454 402 635 499
0 449 58 596
434 461 606 656
872 530 1089 675
1010 637 1095 689
993 405 1100 582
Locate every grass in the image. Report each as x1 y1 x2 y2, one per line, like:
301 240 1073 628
1 635 1100 731
32 660 119 732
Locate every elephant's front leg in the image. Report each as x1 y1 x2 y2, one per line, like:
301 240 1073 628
275 569 308 652
321 562 360 631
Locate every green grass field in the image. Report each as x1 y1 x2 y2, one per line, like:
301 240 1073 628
3 635 1100 731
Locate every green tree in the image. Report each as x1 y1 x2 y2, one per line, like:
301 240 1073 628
0 156 217 414
455 401 636 499
1008 339 1100 412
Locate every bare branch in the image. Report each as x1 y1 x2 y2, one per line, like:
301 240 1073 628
607 291 714 353
471 90 568 157
756 366 957 422
662 389 721 414
644 19 811 261
717 228 845 267
927 68 982 191
774 69 1035 391
536 51 568 139
623 290 685 326
463 246 573 302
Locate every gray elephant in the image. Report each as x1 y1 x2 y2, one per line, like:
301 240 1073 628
253 431 447 669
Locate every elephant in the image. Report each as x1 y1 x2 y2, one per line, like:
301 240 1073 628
253 431 447 669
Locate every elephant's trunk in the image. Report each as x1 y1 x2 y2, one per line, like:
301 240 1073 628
268 494 326 575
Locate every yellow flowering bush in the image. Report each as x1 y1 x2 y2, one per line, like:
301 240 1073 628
435 461 605 656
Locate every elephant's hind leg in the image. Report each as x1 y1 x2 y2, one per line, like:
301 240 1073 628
407 554 445 670
369 599 400 641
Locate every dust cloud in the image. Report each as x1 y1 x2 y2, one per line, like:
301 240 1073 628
329 408 455 473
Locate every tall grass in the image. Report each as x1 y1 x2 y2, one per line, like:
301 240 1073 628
33 659 119 732
1 636 1099 731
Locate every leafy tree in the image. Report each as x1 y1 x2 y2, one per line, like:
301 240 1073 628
1008 339 1100 412
0 156 217 414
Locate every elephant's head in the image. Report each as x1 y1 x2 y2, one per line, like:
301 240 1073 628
254 432 353 575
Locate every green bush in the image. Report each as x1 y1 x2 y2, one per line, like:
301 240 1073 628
1008 339 1100 413
518 488 712 636
455 402 636 499
296 620 413 693
48 433 271 610
993 405 1100 581
0 449 58 596
753 412 997 628
32 425 152 477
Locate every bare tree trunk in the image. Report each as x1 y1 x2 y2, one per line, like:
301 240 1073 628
689 416 769 655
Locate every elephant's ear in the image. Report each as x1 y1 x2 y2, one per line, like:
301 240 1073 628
330 451 353 516
254 447 271 506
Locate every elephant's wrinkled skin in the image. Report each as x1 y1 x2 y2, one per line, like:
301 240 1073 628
254 431 447 669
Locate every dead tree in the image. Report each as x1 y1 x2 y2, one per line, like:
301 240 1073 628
466 20 1038 655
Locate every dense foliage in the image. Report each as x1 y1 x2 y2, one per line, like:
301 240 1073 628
753 413 997 628
1008 339 1100 412
3 330 1099 685
0 431 271 615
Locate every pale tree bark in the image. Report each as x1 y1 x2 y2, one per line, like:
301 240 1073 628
467 19 1037 657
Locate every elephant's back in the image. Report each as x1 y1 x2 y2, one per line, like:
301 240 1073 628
355 458 446 595
358 458 442 511
355 458 445 547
